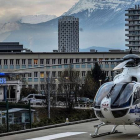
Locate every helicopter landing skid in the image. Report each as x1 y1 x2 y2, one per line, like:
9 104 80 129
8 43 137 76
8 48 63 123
90 123 122 138
90 131 122 138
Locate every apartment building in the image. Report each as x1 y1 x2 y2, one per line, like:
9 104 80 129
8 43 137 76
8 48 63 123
125 5 140 52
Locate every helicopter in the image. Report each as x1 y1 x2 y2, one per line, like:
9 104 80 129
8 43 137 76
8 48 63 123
91 53 140 138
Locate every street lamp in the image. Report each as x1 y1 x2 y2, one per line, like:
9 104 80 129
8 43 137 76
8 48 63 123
64 77 69 108
99 79 102 86
65 77 69 80
55 78 59 105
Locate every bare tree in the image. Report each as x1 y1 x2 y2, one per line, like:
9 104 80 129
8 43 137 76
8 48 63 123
58 65 82 111
40 71 56 107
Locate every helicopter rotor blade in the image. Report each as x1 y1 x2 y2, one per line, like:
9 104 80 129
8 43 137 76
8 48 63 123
99 59 123 63
113 59 134 71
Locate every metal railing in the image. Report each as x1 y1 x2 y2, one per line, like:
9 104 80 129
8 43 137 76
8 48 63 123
0 98 17 102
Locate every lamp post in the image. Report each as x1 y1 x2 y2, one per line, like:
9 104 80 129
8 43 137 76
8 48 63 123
99 79 102 86
55 78 59 106
47 73 50 119
65 77 68 108
63 77 69 108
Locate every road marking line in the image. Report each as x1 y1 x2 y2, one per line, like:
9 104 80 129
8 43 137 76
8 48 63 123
26 132 87 140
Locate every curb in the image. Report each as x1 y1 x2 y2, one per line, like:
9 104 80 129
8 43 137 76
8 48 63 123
0 118 98 137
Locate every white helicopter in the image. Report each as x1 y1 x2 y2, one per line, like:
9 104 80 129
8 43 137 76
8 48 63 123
91 53 140 138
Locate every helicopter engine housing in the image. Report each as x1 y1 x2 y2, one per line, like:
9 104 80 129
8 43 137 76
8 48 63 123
113 66 140 84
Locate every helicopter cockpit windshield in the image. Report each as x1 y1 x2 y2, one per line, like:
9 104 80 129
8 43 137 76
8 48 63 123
94 82 135 109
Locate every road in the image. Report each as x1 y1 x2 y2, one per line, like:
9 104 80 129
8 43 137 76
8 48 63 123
1 120 140 140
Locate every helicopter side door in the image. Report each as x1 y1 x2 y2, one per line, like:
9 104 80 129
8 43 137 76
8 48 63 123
130 86 140 124
133 86 140 105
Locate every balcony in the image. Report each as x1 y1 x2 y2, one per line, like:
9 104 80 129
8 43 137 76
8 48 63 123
10 65 14 69
125 33 140 36
40 78 44 82
22 65 26 69
125 18 140 21
28 78 32 82
125 39 140 41
125 23 140 26
125 13 140 16
7 98 17 102
125 28 140 31
16 65 20 69
4 65 8 69
34 78 38 82
126 44 140 47
58 65 62 68
0 98 17 103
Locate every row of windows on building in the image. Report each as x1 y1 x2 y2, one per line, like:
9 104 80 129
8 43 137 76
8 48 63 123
0 64 116 70
23 72 111 91
0 58 120 65
21 69 111 81
23 83 76 91
23 71 88 78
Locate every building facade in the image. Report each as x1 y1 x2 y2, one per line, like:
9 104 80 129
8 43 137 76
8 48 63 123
0 42 23 52
125 5 140 52
0 51 136 95
0 75 22 102
58 16 79 52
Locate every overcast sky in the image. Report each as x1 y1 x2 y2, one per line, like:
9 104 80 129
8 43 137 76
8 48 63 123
0 0 79 23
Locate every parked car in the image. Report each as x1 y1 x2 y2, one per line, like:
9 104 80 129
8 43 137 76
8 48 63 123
21 94 46 105
78 97 90 104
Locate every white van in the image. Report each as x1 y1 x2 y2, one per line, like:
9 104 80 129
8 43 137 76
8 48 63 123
21 94 46 105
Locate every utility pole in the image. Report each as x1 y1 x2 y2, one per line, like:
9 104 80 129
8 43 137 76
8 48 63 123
6 100 9 132
29 100 32 128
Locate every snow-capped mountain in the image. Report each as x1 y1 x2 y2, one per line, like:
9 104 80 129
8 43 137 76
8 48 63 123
64 0 140 30
65 0 132 15
1 0 140 52
20 15 57 24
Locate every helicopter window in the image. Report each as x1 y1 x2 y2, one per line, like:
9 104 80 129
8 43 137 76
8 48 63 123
94 82 114 108
111 83 134 108
133 87 140 105
94 82 135 108
109 83 125 101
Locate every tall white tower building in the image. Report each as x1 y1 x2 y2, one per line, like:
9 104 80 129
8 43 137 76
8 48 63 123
58 16 79 52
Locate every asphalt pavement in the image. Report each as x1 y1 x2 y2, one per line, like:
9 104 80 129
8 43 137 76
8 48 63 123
1 120 140 140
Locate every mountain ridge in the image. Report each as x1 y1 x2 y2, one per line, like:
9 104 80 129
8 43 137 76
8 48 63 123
20 15 57 24
80 46 118 52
